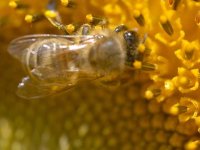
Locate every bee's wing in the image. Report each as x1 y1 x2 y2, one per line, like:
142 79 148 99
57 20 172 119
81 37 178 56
8 34 95 60
17 76 75 99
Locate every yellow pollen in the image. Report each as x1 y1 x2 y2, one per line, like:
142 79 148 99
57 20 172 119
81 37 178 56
65 24 75 34
25 15 33 23
94 25 102 30
178 76 189 85
61 0 69 6
178 67 186 75
184 139 200 150
9 1 17 8
133 10 145 26
133 10 140 18
160 15 168 24
86 14 93 22
145 90 154 100
170 104 179 115
44 10 57 18
160 15 174 35
138 44 145 53
164 80 175 91
133 60 142 69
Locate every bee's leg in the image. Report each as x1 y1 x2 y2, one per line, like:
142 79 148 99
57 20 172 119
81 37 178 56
114 24 128 33
114 25 141 67
124 31 154 71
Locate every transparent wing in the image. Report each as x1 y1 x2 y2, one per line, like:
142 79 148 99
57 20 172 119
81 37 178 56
17 76 76 99
8 34 95 60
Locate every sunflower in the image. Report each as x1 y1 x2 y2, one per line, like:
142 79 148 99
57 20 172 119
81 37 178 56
0 0 200 149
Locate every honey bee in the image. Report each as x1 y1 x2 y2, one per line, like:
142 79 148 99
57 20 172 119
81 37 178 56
8 30 126 99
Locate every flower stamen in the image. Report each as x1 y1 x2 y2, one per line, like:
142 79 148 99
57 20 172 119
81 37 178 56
9 0 28 9
160 15 174 36
133 10 145 26
25 14 44 23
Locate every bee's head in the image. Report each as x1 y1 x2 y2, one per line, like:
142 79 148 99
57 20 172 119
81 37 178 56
123 30 139 49
123 30 141 65
88 32 125 75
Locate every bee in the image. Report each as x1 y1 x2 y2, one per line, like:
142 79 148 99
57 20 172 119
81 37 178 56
8 30 127 99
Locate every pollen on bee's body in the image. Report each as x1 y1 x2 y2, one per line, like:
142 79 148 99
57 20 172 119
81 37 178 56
133 10 145 26
160 15 174 36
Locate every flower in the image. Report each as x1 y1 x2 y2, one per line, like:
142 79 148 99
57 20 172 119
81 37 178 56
0 0 200 149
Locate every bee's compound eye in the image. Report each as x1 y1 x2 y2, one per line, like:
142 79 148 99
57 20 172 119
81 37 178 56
88 36 125 73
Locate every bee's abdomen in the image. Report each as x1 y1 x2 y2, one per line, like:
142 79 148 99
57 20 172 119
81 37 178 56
28 39 78 81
